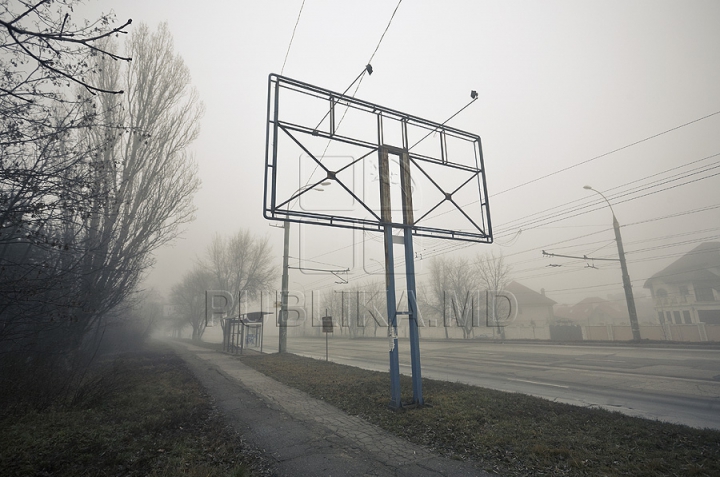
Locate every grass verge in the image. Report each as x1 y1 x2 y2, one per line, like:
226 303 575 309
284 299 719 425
240 352 720 476
0 343 272 477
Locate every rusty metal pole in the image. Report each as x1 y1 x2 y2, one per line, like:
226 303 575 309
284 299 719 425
399 150 423 405
380 147 402 408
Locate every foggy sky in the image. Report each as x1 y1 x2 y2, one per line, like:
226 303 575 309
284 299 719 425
80 0 720 307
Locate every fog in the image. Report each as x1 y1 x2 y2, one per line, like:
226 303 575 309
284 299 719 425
76 1 720 310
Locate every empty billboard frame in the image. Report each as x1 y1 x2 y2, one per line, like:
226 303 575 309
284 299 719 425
264 73 492 244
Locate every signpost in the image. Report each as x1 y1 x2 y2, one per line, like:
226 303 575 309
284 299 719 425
321 310 333 362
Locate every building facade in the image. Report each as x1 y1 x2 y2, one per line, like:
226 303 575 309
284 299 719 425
643 242 720 326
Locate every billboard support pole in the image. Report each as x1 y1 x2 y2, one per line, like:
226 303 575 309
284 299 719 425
380 147 402 409
400 149 423 405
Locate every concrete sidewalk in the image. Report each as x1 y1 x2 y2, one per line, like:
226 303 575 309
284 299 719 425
170 340 493 477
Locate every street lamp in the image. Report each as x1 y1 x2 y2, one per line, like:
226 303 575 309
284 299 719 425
583 185 641 341
279 181 331 353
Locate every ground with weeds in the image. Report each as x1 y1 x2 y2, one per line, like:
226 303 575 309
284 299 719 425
0 343 273 477
240 352 720 477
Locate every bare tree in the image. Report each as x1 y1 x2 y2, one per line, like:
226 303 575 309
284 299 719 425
475 251 511 294
0 1 132 354
317 288 342 336
2 22 202 353
0 0 131 101
356 280 388 338
428 255 480 339
170 229 277 342
425 252 512 339
324 281 385 338
203 229 277 318
315 280 390 339
475 251 512 338
73 22 202 339
171 267 213 341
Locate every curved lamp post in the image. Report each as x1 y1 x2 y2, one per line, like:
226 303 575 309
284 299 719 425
279 182 330 353
584 186 641 341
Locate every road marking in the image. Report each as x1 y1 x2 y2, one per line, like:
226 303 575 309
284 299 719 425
507 378 569 389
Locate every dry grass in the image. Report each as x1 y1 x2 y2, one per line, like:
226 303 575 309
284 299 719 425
0 343 273 477
241 352 720 477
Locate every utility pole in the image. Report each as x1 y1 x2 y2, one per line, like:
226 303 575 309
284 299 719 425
584 186 641 341
613 213 641 341
279 219 290 353
279 182 330 353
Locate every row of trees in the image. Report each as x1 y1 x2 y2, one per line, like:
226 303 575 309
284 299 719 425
315 252 511 340
1 1 201 364
427 252 511 338
167 245 510 343
171 230 277 340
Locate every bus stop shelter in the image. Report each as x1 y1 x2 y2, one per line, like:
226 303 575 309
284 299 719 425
221 311 271 355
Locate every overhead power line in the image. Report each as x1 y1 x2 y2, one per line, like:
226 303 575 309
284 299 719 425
492 109 720 197
304 1 404 185
368 0 403 65
285 43 720 292
335 0 404 105
414 172 720 266
421 112 720 228
542 250 619 262
280 0 306 75
491 156 720 239
409 92 479 150
299 199 720 293
498 152 720 232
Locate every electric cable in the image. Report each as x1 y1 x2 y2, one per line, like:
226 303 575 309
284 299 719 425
368 0 403 65
421 113 720 226
409 93 478 150
452 153 720 241
492 109 720 198
494 160 720 238
280 0 306 75
292 107 720 291
299 198 720 293
303 1 404 184
413 194 716 269
322 0 403 136
498 152 720 232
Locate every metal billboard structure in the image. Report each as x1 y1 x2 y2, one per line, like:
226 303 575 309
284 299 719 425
264 73 493 407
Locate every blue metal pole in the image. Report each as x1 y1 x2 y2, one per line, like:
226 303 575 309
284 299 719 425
403 229 423 405
385 225 401 408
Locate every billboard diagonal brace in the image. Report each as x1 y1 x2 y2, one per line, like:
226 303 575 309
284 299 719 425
448 197 486 234
412 198 450 227
279 125 382 223
335 148 377 175
279 124 332 175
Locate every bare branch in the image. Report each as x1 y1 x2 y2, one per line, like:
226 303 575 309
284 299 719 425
6 0 50 26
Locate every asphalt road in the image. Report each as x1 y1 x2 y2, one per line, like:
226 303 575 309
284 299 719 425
281 336 720 430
